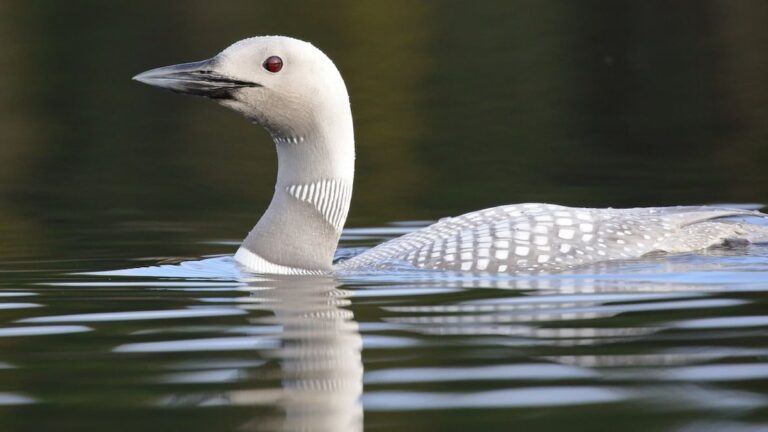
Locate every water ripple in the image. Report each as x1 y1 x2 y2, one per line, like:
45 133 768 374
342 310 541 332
0 392 36 406
671 315 768 329
114 336 280 353
17 307 247 323
364 386 625 410
0 302 41 310
654 363 768 382
0 325 92 337
365 363 597 384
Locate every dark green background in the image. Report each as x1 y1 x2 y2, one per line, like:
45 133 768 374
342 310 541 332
2 0 767 264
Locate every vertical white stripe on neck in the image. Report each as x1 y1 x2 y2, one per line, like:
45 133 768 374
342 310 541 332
286 178 352 232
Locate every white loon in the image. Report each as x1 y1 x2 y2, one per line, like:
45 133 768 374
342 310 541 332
133 36 768 276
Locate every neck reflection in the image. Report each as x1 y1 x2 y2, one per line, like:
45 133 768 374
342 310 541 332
232 276 362 432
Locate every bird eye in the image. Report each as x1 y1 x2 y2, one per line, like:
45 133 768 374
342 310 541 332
263 56 283 73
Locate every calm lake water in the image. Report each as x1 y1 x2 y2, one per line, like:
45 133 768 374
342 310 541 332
2 1 768 431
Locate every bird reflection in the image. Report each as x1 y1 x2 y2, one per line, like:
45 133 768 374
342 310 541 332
109 250 767 420
231 276 363 432
153 275 363 432
376 257 753 350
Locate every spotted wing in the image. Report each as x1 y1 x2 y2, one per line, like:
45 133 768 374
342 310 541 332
337 204 764 274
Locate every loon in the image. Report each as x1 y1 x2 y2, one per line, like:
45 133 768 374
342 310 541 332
133 36 768 276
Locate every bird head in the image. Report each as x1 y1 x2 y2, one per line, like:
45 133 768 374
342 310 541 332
133 36 350 138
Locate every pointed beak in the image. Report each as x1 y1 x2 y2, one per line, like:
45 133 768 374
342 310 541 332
132 58 260 98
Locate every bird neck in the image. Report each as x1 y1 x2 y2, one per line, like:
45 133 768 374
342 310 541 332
235 117 355 274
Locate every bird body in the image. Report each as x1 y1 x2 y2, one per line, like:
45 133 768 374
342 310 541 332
337 204 767 274
133 36 768 276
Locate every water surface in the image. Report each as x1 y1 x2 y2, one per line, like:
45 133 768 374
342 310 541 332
2 227 768 431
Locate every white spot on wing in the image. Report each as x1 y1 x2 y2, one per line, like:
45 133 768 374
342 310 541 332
514 231 530 241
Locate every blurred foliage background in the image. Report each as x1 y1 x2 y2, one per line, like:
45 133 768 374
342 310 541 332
1 0 767 265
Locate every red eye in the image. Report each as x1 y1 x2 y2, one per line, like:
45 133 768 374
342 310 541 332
263 56 283 73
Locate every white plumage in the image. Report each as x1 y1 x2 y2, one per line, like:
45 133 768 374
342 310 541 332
134 36 768 276
337 204 767 274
